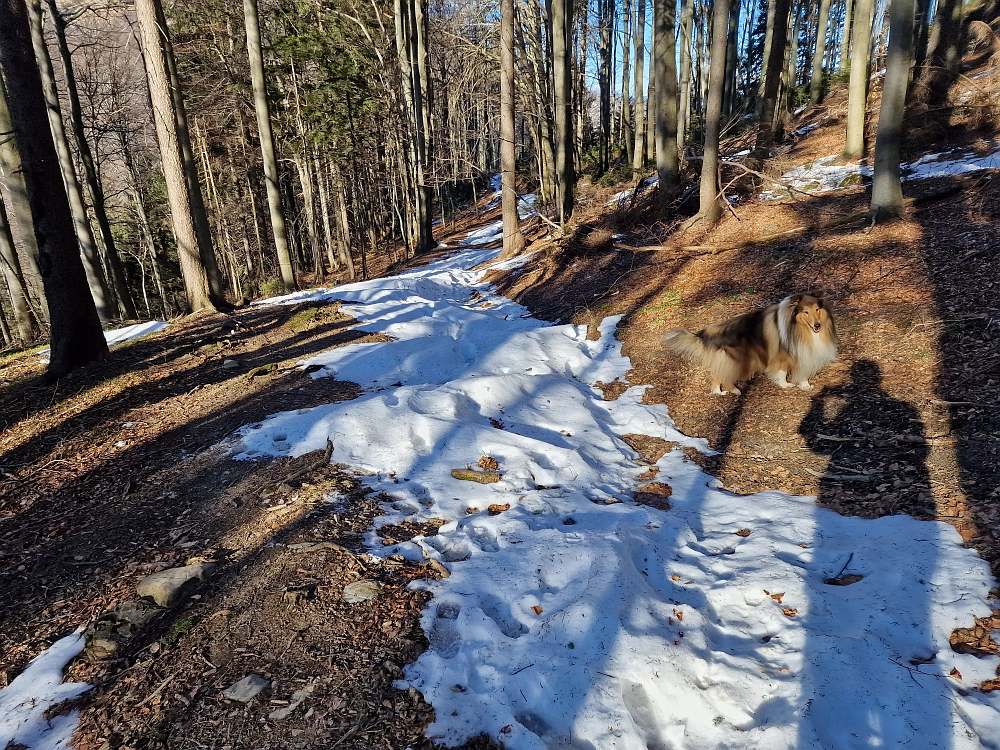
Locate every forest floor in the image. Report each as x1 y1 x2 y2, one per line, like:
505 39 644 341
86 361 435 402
2 78 1000 749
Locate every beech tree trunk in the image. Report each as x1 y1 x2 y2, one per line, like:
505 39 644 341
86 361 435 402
755 0 792 154
0 191 37 342
0 77 47 323
632 0 647 168
135 0 217 312
500 0 525 258
27 0 113 321
552 0 574 222
0 0 108 375
44 0 137 319
917 0 965 102
810 0 833 103
694 0 732 225
678 0 694 149
244 0 297 292
653 0 680 197
839 0 854 71
843 0 876 158
757 0 779 117
870 0 916 218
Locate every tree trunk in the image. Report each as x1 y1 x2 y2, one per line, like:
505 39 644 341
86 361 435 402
621 0 634 164
44 0 137 319
839 0 854 71
913 0 933 70
0 190 37 342
632 0 647 168
135 0 216 312
811 0 833 103
917 0 965 102
784 0 801 109
552 0 574 222
27 0 113 321
679 0 694 149
754 0 792 154
500 0 525 258
723 2 740 118
842 0 876 158
870 0 916 218
693 0 731 225
757 0 779 116
653 0 680 197
0 76 48 324
0 0 108 375
597 0 613 174
244 0 297 292
315 156 337 272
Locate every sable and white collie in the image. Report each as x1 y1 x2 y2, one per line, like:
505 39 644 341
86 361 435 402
662 293 838 395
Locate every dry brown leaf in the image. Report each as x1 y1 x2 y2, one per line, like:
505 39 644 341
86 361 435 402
770 592 785 603
782 608 798 617
734 528 752 537
950 668 963 680
530 605 543 615
671 574 681 581
478 456 500 471
488 503 511 515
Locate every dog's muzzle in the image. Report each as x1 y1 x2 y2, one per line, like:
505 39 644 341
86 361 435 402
812 322 822 332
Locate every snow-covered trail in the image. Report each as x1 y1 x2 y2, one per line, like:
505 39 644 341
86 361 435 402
232 222 1000 749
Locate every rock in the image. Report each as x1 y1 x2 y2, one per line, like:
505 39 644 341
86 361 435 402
222 674 271 703
84 599 165 659
269 680 316 720
137 562 217 607
342 579 382 603
222 359 240 370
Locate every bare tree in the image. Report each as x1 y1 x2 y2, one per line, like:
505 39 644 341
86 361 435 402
842 0 876 159
839 0 854 72
552 0 574 222
810 0 834 103
0 190 37 342
0 0 108 375
500 0 525 258
755 0 792 154
691 0 732 226
244 0 296 292
27 0 113 320
632 0 647 168
870 0 916 218
653 0 680 197
135 0 218 312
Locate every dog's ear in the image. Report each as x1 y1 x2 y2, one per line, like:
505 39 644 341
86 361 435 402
788 294 803 306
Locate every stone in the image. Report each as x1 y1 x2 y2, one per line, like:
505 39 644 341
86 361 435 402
84 599 165 659
137 562 217 607
222 359 240 370
342 579 382 603
222 674 270 703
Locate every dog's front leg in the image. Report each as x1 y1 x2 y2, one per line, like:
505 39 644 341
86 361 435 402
773 370 795 389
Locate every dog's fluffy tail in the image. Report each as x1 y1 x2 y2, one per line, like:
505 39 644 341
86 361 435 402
662 329 706 360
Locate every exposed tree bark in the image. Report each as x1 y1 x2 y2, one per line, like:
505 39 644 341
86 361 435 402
692 0 731 225
597 0 613 173
839 0 854 71
27 0 113 321
842 0 876 158
913 0 933 70
500 0 525 258
244 0 297 292
754 0 792 154
0 0 108 375
0 190 36 342
44 0 137 319
0 76 47 324
757 0 779 116
917 0 965 102
811 0 833 103
552 0 574 222
678 0 694 149
135 0 216 312
870 0 916 218
653 0 680 197
723 2 740 117
632 0 647 168
621 0 634 164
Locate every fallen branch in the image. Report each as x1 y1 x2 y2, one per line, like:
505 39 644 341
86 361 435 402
283 438 334 483
451 468 502 484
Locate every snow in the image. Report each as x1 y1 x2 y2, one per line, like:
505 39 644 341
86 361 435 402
0 631 90 749
231 227 1000 749
37 320 169 360
761 142 1000 200
607 176 658 206
103 320 170 347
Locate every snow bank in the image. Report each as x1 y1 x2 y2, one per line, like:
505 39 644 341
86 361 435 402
0 631 90 749
234 235 1000 748
103 320 170 347
762 142 1000 200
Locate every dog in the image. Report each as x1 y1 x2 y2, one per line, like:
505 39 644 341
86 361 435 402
662 293 837 395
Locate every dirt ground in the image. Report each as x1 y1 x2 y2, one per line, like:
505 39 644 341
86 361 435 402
3 79 1000 748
